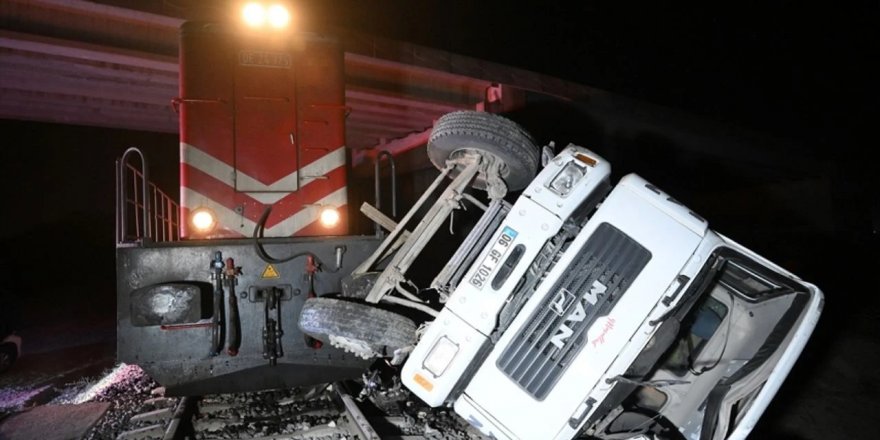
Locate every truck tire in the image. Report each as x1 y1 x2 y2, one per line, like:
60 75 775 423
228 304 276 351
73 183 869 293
0 342 17 374
427 111 539 191
298 297 416 359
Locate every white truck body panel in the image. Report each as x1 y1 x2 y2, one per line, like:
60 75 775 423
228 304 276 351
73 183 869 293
402 147 823 440
445 196 565 336
458 174 704 439
403 145 611 406
725 282 822 440
402 308 489 406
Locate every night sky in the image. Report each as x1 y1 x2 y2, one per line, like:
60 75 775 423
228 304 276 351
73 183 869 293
306 0 878 247
305 1 874 144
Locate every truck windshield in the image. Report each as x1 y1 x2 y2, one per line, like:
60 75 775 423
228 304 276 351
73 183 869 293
665 295 728 376
659 250 804 378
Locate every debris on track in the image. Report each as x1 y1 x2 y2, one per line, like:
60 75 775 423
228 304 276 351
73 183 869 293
13 363 491 440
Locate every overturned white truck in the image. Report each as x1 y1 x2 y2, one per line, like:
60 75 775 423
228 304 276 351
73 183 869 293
298 111 824 440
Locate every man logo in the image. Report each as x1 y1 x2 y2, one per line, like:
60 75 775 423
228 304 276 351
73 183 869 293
549 279 608 349
550 288 575 316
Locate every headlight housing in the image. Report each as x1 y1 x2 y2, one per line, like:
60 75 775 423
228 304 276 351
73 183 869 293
267 4 290 28
319 206 340 228
190 207 217 234
242 2 267 27
422 336 459 377
546 161 587 197
241 2 291 29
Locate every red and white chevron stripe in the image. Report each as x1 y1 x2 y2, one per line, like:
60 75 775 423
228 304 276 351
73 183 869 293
180 143 348 238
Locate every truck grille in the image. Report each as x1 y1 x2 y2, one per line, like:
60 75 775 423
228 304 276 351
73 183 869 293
496 222 651 400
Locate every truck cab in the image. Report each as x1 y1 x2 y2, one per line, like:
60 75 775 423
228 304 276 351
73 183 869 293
401 144 823 440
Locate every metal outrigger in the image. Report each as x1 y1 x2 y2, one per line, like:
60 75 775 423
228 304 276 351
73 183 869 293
353 152 507 309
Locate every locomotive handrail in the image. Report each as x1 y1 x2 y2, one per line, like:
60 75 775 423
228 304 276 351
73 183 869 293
373 150 397 236
116 148 180 244
117 147 150 244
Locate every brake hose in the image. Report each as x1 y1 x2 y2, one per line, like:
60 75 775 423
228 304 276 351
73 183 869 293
252 206 339 272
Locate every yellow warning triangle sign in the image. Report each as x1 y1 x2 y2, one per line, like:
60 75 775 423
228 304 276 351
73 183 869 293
261 264 280 279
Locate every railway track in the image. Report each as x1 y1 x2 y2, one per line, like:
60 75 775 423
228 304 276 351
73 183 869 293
111 379 485 440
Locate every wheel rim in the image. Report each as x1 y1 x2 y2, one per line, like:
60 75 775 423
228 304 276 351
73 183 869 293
447 148 510 190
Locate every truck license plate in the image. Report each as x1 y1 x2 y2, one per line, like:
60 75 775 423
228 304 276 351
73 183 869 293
469 226 518 289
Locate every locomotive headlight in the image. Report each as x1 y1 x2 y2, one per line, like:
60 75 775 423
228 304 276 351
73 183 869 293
422 336 459 377
191 207 217 234
241 3 290 29
242 2 267 27
319 207 340 228
546 161 587 197
267 4 290 28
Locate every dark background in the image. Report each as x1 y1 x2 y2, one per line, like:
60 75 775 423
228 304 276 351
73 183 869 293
1 1 877 438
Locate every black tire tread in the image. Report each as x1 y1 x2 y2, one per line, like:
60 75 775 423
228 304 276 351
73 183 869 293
428 111 539 191
298 297 416 350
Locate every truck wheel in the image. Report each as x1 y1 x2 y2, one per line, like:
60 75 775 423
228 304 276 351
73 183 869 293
298 297 416 359
428 111 539 191
0 342 17 374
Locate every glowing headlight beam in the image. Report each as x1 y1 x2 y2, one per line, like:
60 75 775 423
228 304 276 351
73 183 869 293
242 2 266 27
267 4 291 28
319 207 340 228
191 208 217 233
